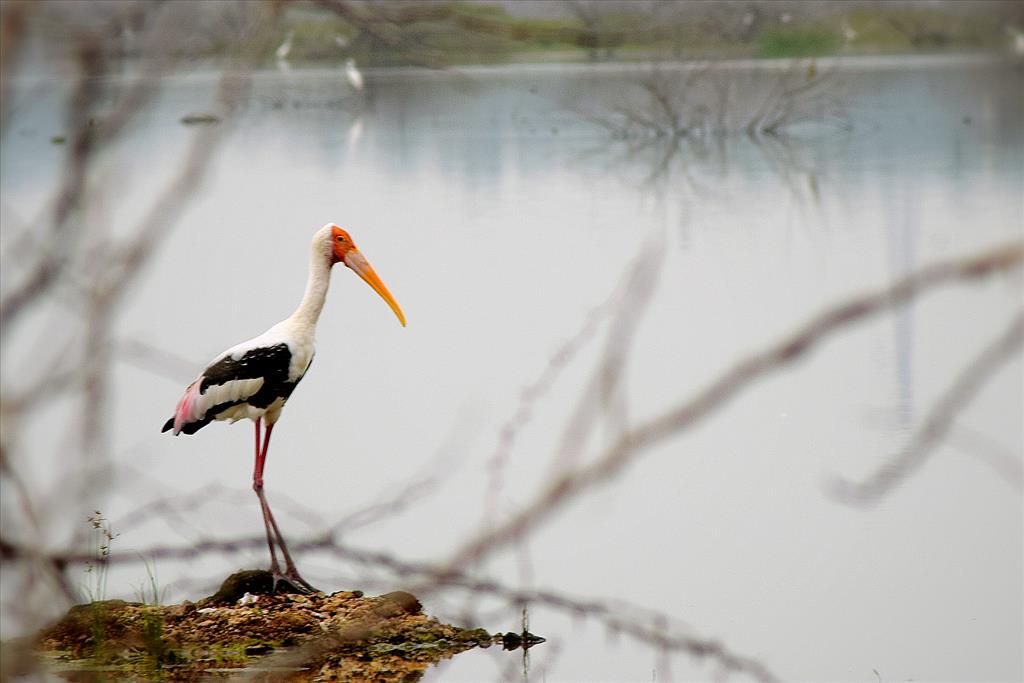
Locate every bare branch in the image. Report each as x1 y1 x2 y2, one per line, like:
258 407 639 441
440 241 1024 570
0 40 106 334
1 2 175 336
0 0 31 137
552 236 664 472
482 295 613 525
831 310 1024 505
329 476 437 534
947 423 1024 491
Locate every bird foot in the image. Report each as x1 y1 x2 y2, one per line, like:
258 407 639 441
271 569 319 595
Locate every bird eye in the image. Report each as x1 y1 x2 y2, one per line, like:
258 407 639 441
337 236 345 242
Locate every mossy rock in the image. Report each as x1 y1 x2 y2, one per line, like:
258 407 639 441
35 573 542 681
201 569 277 605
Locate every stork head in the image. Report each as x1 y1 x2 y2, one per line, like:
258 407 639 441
324 223 406 327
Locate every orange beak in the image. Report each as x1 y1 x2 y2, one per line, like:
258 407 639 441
343 249 406 327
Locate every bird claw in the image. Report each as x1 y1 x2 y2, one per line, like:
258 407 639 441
271 570 319 595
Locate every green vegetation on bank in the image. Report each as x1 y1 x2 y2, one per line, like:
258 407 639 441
232 1 1021 67
757 27 840 59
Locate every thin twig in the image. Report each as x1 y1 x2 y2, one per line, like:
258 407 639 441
831 310 1024 505
439 242 1024 571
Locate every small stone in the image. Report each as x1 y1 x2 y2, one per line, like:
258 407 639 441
237 592 259 606
180 113 220 125
376 591 421 616
203 570 274 604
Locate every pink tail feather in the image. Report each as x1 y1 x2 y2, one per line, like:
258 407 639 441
172 381 201 435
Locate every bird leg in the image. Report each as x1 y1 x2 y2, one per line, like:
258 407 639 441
252 420 318 593
253 419 281 574
256 487 318 593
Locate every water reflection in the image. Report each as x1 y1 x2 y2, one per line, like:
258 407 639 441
578 126 842 211
494 607 546 681
569 60 855 206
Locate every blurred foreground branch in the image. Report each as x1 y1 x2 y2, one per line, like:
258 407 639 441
442 241 1024 570
832 310 1023 505
0 4 279 641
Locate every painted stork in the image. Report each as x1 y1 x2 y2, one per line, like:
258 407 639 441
344 58 364 91
275 30 294 61
162 223 405 591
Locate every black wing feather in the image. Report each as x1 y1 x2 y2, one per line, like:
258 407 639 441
161 343 309 434
200 343 292 393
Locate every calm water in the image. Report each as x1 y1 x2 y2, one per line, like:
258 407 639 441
2 56 1022 681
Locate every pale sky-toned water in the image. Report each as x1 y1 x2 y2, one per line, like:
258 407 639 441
1 57 1021 681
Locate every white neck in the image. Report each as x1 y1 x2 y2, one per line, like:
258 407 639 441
288 249 333 333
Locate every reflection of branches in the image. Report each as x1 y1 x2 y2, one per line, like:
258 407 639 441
578 70 851 204
745 61 849 136
581 60 850 142
578 60 851 197
754 133 829 207
439 242 1024 572
832 311 1023 505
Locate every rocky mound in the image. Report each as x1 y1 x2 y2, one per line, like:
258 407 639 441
35 570 540 681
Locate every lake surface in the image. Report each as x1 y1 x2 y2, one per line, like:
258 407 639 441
2 56 1021 681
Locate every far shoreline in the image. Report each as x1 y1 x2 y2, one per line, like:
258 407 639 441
10 50 1016 88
